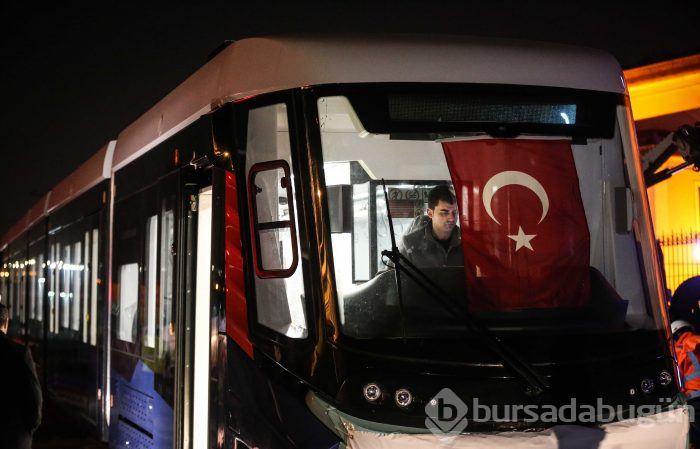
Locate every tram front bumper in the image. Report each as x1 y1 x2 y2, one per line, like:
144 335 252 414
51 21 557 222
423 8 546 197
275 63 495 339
344 407 688 449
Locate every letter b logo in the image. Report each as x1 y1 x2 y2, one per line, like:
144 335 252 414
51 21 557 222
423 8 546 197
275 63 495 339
437 397 458 421
425 388 469 443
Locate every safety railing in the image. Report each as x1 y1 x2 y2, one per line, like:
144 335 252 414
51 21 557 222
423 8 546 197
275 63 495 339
658 232 700 294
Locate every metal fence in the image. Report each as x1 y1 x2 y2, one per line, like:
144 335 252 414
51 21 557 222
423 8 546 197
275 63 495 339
658 232 700 294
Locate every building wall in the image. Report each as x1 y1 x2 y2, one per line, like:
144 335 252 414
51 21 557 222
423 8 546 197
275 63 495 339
648 156 700 237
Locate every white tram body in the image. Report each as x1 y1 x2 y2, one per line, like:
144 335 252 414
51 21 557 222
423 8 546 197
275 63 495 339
0 35 688 449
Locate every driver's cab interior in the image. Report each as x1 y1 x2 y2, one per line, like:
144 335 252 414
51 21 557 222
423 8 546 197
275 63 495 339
315 94 652 340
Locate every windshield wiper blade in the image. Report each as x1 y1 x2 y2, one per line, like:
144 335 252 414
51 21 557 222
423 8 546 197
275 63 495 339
381 179 408 341
382 248 549 396
379 179 548 396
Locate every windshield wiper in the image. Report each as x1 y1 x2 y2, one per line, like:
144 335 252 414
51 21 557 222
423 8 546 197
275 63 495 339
381 180 409 342
380 180 549 397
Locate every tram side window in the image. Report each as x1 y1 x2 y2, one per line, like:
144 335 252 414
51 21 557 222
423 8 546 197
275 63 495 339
144 214 158 348
18 257 26 327
71 241 82 332
118 263 138 343
46 221 96 339
34 254 44 322
113 193 141 346
0 263 6 307
82 232 90 343
158 202 175 360
29 257 36 320
79 228 100 346
60 245 71 329
246 103 308 339
48 243 58 334
113 185 167 354
89 229 99 346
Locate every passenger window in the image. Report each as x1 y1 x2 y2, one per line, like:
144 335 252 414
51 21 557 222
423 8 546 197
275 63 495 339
48 243 59 334
145 215 158 348
35 254 44 322
29 258 36 320
71 241 82 332
158 203 175 359
118 263 139 343
246 103 307 339
61 245 70 329
89 229 99 346
83 232 90 343
113 192 141 347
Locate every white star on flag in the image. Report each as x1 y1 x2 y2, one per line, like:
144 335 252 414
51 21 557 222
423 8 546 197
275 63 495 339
508 226 536 252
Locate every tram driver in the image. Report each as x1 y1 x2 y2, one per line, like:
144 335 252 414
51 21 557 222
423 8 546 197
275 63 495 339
398 185 464 268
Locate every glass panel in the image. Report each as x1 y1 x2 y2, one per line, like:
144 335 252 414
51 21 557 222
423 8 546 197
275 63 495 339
353 181 370 282
258 228 293 271
158 206 175 358
145 215 158 348
36 254 44 322
90 229 99 346
29 258 36 320
48 243 58 334
61 245 70 329
118 263 139 343
253 167 287 224
83 232 90 343
246 103 307 338
71 241 82 331
318 94 650 343
0 263 7 308
19 258 26 326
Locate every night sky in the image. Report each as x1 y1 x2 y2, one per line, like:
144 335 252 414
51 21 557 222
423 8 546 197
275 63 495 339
1 2 699 238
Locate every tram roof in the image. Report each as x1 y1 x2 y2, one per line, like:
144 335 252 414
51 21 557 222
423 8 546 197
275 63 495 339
0 143 114 251
2 34 626 252
112 33 626 170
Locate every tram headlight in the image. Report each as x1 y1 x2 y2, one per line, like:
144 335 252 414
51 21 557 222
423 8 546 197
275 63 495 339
395 388 414 408
640 377 655 394
363 383 382 403
659 370 673 387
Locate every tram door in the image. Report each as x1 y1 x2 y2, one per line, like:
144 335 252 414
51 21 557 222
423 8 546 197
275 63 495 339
111 159 224 449
178 166 226 449
110 170 182 449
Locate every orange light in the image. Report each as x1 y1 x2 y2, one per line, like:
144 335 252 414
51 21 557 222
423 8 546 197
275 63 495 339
624 54 700 121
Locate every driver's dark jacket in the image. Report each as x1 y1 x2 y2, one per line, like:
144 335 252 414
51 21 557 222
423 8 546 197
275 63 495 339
398 221 463 267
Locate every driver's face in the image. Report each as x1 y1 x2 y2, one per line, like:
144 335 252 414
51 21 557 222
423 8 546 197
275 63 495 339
428 200 458 241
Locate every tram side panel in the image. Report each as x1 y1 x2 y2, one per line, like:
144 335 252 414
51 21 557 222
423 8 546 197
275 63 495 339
45 182 109 435
215 96 342 449
4 237 29 341
223 167 341 449
27 220 47 403
109 119 210 449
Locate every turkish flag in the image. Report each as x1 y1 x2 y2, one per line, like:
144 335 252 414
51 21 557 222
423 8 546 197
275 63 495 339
442 139 590 312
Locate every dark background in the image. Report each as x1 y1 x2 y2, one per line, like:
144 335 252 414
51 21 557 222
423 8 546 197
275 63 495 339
1 1 699 238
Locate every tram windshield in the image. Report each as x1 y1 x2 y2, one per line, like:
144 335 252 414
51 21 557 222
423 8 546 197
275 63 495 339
317 86 662 341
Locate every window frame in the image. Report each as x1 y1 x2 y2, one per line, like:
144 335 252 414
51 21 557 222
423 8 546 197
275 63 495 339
231 90 318 351
247 159 300 279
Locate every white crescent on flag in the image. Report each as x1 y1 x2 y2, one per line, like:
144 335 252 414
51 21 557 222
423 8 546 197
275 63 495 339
482 171 550 225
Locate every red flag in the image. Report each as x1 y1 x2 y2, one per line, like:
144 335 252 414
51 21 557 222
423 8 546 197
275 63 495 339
442 139 590 312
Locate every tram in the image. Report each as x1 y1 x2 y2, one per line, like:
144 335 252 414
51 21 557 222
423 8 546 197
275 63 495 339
0 34 689 448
